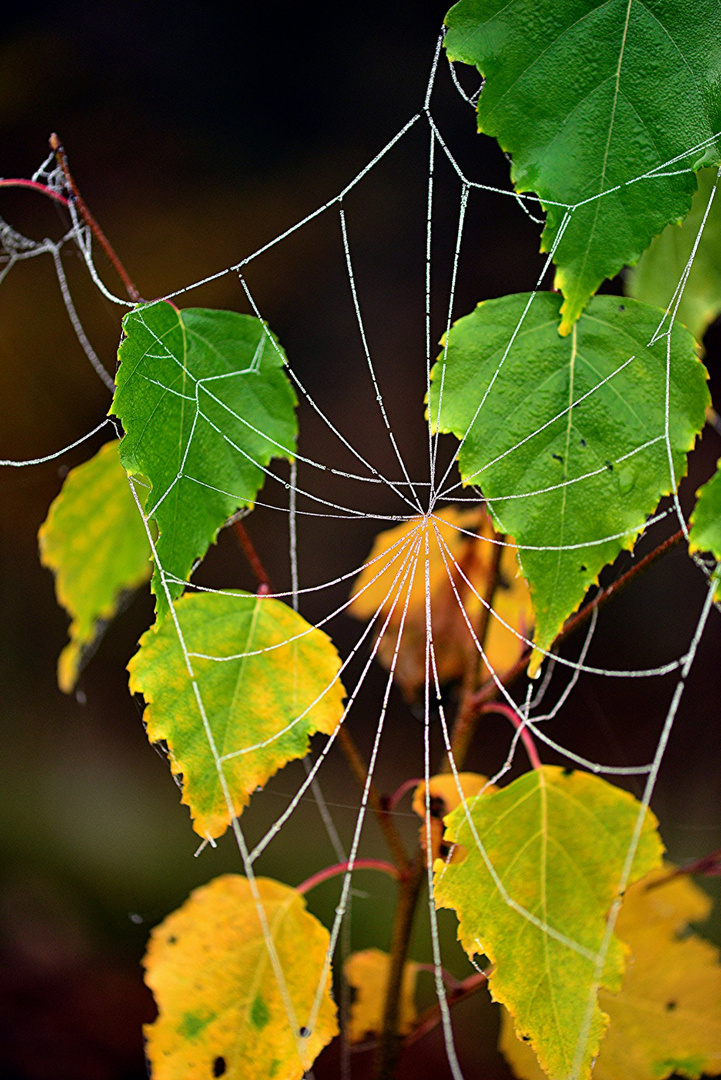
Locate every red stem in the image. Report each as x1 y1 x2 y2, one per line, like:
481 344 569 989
387 777 422 811
232 519 273 592
480 703 541 770
0 178 70 208
49 134 142 303
297 859 401 895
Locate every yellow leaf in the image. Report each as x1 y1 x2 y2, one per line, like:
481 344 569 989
412 772 493 863
143 874 338 1080
128 591 346 839
348 507 532 700
343 948 420 1043
499 869 721 1080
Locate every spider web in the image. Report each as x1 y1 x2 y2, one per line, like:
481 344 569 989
2 27 720 1080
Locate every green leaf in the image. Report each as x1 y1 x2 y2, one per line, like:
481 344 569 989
38 439 151 692
627 168 721 343
433 766 664 1080
689 459 721 600
444 0 721 331
143 874 338 1080
429 292 709 670
128 590 346 839
110 300 298 617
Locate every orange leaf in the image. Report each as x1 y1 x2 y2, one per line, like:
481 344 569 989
348 507 532 701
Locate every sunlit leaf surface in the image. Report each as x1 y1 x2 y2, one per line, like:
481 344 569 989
433 766 663 1080
429 293 708 670
143 874 338 1080
38 439 151 691
111 300 297 617
445 0 721 330
128 591 346 839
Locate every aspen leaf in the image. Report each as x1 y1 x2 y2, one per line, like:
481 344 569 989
628 168 721 345
689 460 721 601
444 0 721 331
128 590 345 839
343 948 420 1043
499 869 721 1080
429 293 709 672
348 508 532 699
38 439 151 692
433 766 664 1080
412 772 493 863
110 300 297 618
143 874 338 1080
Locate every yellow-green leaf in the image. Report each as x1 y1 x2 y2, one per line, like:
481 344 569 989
143 874 338 1080
349 509 532 700
343 948 420 1043
128 590 346 839
433 766 664 1080
38 439 151 692
689 459 721 602
500 868 721 1080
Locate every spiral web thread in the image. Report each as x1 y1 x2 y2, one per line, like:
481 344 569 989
2 27 720 1080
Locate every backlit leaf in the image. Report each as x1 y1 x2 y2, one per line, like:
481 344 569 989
627 168 721 344
128 590 345 839
429 293 709 672
499 869 721 1080
143 874 338 1080
433 766 664 1080
38 439 151 692
343 948 420 1043
444 0 721 331
689 460 721 601
110 300 297 617
348 509 532 699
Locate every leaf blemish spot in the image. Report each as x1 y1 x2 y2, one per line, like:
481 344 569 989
579 564 587 572
212 1055 227 1077
299 1026 311 1038
666 1000 677 1011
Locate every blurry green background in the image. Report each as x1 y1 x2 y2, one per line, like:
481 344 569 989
1 3 720 1078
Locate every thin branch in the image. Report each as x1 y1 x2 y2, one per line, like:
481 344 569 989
387 777 422 811
337 726 410 870
232 519 273 592
49 134 142 303
480 702 541 769
0 178 70 207
403 970 489 1048
374 856 426 1079
297 858 400 895
446 530 505 770
468 527 686 715
646 847 721 890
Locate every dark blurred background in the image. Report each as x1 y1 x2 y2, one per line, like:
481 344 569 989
1 3 720 1078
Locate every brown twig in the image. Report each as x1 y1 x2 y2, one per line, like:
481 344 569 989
232 519 273 592
337 726 410 870
645 847 721 890
467 526 686 716
374 856 426 1079
445 531 505 771
49 134 142 303
403 970 490 1049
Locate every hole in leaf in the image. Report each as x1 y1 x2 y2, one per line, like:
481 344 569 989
299 1026 311 1038
213 1056 227 1077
